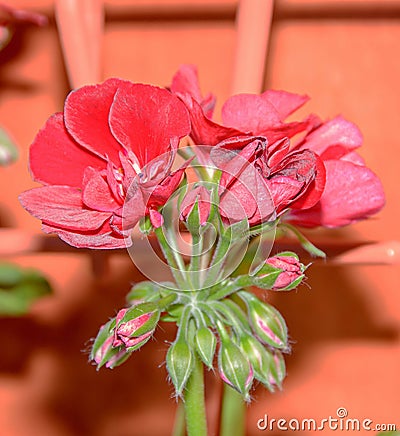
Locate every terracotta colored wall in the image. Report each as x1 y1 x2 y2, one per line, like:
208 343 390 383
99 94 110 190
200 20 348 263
0 1 399 435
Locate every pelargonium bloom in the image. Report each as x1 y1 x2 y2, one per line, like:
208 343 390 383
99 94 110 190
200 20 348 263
19 79 190 248
171 64 385 228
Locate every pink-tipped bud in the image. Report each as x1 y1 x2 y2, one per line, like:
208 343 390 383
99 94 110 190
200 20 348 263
218 337 253 400
113 303 160 351
90 320 131 370
265 253 304 290
240 292 288 349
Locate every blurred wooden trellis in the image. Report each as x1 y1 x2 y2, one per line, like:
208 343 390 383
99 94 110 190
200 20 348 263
1 0 399 270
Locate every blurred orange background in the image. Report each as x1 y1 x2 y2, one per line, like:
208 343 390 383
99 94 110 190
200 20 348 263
0 0 399 435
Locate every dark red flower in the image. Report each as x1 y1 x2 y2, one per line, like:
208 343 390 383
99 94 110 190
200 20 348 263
287 116 385 227
19 79 190 248
212 137 325 225
172 65 384 228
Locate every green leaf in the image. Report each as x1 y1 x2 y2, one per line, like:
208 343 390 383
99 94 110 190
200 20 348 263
0 264 52 316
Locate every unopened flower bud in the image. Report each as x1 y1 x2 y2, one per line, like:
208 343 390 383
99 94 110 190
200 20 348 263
180 185 211 231
90 319 131 369
240 335 286 391
113 302 159 350
166 336 194 396
194 327 216 369
268 350 286 389
265 253 304 290
218 337 253 400
241 293 288 349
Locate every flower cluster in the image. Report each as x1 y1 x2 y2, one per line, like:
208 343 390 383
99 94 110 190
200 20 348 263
19 65 385 399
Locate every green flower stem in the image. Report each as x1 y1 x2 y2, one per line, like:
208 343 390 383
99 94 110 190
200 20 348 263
184 355 207 436
172 401 186 436
189 233 202 289
155 227 187 288
220 384 246 436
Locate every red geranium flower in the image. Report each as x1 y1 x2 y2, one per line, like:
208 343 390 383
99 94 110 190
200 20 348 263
172 65 385 228
19 79 191 248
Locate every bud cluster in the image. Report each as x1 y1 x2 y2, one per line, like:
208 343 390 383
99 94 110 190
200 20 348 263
89 252 305 401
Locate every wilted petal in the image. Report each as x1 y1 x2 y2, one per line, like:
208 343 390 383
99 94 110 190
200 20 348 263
42 223 129 249
64 78 126 165
29 113 105 187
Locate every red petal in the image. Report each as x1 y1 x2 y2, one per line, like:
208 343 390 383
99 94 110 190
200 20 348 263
109 83 190 168
82 167 122 211
29 113 105 187
19 186 110 231
288 160 385 227
64 78 126 164
170 64 216 118
267 176 304 212
222 94 281 132
262 90 309 120
300 116 363 160
180 95 242 146
42 223 129 249
289 154 326 210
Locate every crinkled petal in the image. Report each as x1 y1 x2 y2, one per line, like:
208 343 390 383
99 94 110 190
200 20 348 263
42 223 129 249
29 113 105 187
267 176 304 212
19 185 110 231
109 83 190 168
289 153 326 210
300 116 363 160
64 78 126 165
288 160 385 227
147 161 189 208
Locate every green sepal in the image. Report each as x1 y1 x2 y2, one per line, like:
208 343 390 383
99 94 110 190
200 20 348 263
126 281 162 304
138 216 153 235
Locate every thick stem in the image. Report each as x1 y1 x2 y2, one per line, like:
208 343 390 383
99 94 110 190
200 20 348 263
184 356 207 436
220 384 246 436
